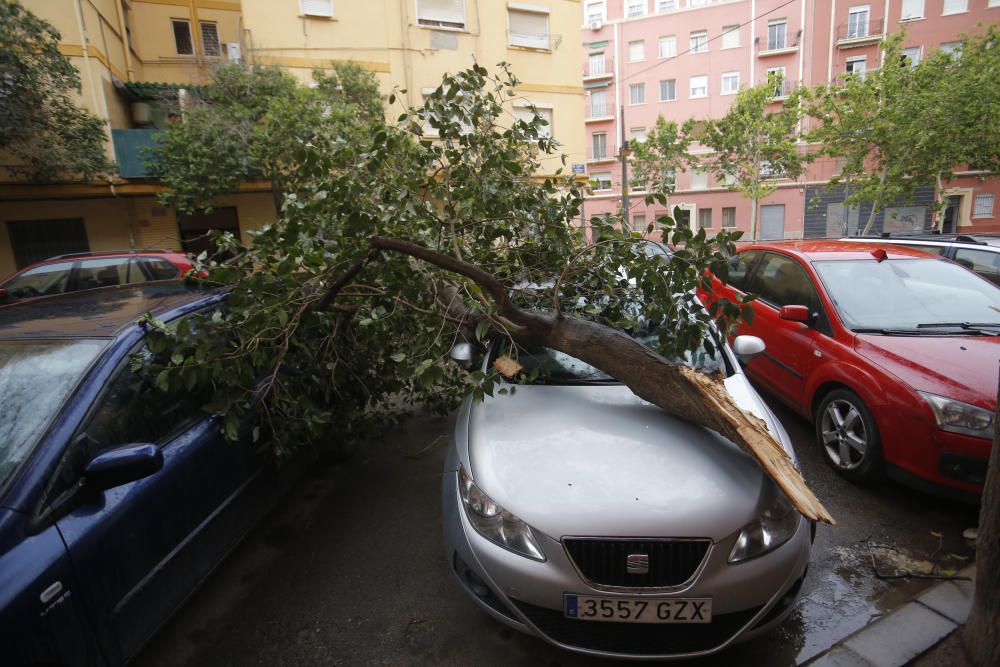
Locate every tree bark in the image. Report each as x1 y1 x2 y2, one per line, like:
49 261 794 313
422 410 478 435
963 369 1000 666
750 197 758 242
860 167 888 236
369 236 835 524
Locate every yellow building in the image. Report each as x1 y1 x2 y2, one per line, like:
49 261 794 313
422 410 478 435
1 1 585 278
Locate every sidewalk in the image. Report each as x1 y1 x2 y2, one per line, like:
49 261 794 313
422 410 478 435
803 565 976 666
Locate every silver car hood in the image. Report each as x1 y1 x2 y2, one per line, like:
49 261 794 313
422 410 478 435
466 381 771 541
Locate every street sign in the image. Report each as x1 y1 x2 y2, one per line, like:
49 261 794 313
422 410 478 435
571 163 586 174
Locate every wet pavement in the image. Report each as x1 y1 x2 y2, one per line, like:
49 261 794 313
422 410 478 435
135 396 978 667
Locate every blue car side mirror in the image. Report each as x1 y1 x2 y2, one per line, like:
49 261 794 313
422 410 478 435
84 443 163 492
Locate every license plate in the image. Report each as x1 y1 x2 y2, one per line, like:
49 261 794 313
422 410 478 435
564 594 712 624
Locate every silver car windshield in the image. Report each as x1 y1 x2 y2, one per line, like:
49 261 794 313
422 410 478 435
0 339 107 489
813 258 1000 331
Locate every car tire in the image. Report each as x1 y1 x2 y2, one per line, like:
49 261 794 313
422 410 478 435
815 389 883 483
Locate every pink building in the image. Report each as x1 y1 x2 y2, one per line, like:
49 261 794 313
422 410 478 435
580 0 1000 239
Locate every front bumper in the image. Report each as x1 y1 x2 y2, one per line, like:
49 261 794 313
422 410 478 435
441 471 811 660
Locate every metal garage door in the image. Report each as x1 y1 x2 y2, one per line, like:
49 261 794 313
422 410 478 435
760 205 785 240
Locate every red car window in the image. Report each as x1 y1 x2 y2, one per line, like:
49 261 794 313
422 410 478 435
137 257 181 281
750 253 821 313
3 262 73 299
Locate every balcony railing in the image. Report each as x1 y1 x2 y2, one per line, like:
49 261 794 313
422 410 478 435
768 78 799 98
111 128 162 178
836 18 884 43
586 103 615 120
588 147 614 162
583 56 614 79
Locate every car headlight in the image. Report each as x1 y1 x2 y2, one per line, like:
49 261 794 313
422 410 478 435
458 466 545 561
918 391 994 439
729 482 800 564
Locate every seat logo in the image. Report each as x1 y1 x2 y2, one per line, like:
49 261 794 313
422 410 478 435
626 553 649 575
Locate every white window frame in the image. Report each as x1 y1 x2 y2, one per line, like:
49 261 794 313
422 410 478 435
698 208 713 229
590 89 608 117
416 0 467 30
942 0 968 16
659 78 676 101
848 5 870 38
300 0 334 18
592 132 608 160
171 19 194 56
722 207 736 228
721 71 740 94
689 75 708 98
513 103 553 139
630 127 647 144
626 0 646 18
508 5 550 50
657 0 677 11
901 46 921 67
588 52 606 76
632 213 647 231
690 168 708 190
973 194 995 218
658 35 677 58
689 0 707 6
845 55 867 76
940 41 963 57
629 40 646 62
721 25 740 49
767 20 787 51
690 30 708 53
989 0 1000 8
585 0 606 23
900 0 923 21
591 171 613 190
767 66 787 96
629 82 646 105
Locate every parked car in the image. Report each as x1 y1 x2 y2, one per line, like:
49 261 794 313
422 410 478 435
442 326 812 659
0 250 195 305
0 283 290 667
699 240 999 498
841 234 1000 286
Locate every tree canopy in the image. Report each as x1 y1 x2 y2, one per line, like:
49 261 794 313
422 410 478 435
0 0 113 181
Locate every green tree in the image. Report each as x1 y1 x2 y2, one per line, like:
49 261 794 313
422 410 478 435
631 116 694 204
0 0 113 181
149 64 832 524
700 76 805 240
150 62 384 215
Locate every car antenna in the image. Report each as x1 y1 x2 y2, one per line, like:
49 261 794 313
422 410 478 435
871 248 888 262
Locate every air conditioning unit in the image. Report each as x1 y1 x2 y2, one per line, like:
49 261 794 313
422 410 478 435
589 20 603 30
225 42 242 63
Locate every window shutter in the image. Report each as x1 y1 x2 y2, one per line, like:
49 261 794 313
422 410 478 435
900 0 923 19
200 22 220 56
508 10 549 49
418 0 465 24
300 0 333 17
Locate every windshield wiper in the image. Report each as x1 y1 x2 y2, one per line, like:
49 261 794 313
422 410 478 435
852 327 988 336
915 322 1000 335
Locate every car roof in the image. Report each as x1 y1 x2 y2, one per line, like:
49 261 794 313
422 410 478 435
842 235 1000 251
37 249 184 262
0 282 221 340
741 240 937 261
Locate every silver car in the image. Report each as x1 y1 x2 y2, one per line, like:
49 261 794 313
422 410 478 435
441 334 812 660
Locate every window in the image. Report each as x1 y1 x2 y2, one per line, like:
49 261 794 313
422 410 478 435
690 168 708 189
722 171 737 186
591 172 612 190
954 249 1000 287
990 0 1000 8
751 252 821 311
901 46 921 67
940 41 963 57
767 20 787 50
846 56 867 76
722 207 736 228
659 168 677 190
848 6 870 38
974 194 995 218
690 30 708 53
513 105 553 138
633 213 647 231
417 0 466 29
689 0 707 6
722 25 740 49
200 21 220 57
630 83 646 104
508 8 549 49
5 218 88 269
2 262 73 299
586 0 606 23
629 40 646 61
761 159 786 178
942 0 967 15
630 127 647 143
726 251 762 292
74 258 147 291
658 35 677 58
690 75 708 98
172 19 193 55
900 0 923 20
657 0 676 10
698 208 713 229
590 90 608 116
137 257 181 281
592 132 608 159
631 176 647 193
659 79 676 101
627 0 646 18
722 71 740 94
767 66 787 96
588 52 606 76
300 0 334 17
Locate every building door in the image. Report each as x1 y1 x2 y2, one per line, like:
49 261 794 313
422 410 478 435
941 196 961 234
6 219 89 269
760 205 785 240
177 207 240 258
672 203 695 230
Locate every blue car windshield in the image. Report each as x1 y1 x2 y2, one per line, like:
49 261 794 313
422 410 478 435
0 339 106 489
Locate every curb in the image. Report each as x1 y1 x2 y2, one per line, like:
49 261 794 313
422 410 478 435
801 565 976 666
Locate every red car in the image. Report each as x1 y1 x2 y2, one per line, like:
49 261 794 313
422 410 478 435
0 250 194 305
699 240 998 499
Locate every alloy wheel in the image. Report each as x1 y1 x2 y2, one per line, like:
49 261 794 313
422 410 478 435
820 399 868 470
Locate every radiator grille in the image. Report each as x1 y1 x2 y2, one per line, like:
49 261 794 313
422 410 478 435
563 538 710 588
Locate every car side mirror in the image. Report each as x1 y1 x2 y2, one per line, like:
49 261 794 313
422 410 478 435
779 305 811 324
84 443 163 492
449 342 478 370
732 335 766 364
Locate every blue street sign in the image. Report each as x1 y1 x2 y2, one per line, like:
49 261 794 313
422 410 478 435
571 163 586 174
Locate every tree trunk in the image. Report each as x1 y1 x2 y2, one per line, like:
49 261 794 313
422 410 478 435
963 369 1000 666
934 174 945 232
860 167 888 236
750 197 759 241
369 236 835 525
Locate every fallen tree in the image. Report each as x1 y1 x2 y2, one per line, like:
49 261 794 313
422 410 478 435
147 64 833 524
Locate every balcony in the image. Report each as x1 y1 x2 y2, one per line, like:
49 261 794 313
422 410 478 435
586 103 615 123
587 147 616 164
836 18 884 48
768 78 799 100
583 55 614 81
111 128 162 178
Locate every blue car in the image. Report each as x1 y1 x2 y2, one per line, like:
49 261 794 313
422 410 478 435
0 283 287 666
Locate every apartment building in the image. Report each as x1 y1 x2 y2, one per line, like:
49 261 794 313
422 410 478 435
580 0 1000 240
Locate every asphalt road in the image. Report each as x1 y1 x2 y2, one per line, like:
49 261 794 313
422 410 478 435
135 394 978 667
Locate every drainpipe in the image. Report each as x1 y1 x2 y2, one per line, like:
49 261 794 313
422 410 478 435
881 0 890 68
113 0 135 81
188 0 203 60
73 1 103 119
613 21 620 157
827 0 836 83
749 0 756 85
